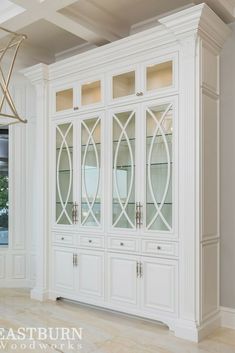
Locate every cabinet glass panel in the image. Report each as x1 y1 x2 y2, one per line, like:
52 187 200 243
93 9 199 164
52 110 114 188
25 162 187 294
146 104 173 231
146 61 172 91
56 123 73 224
81 117 101 227
56 88 73 112
81 80 101 106
113 71 135 99
112 111 136 229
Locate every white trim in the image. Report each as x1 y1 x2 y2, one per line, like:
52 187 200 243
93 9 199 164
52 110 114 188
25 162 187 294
220 306 235 329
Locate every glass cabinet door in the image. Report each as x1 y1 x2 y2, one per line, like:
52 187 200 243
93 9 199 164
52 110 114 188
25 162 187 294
81 117 101 227
112 71 136 100
56 88 73 113
112 110 136 229
81 80 101 107
145 103 173 232
56 123 73 225
146 61 173 92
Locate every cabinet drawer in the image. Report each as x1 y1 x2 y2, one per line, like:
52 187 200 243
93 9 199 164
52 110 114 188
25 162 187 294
141 240 178 257
80 235 104 249
53 233 74 245
108 237 138 252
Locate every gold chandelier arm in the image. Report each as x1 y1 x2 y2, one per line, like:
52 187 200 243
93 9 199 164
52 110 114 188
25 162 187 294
0 27 27 125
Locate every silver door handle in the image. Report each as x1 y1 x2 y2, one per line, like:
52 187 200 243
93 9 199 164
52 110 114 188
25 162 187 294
136 261 140 278
72 202 79 224
74 254 78 267
136 202 143 228
140 262 143 278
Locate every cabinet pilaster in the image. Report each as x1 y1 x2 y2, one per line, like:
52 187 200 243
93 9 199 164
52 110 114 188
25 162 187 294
23 64 49 300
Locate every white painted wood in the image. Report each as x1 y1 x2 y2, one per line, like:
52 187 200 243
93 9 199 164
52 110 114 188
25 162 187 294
23 4 230 342
107 253 139 308
80 235 104 249
201 241 220 321
78 250 104 300
12 254 26 279
0 255 5 279
141 257 177 315
53 247 77 294
141 240 178 257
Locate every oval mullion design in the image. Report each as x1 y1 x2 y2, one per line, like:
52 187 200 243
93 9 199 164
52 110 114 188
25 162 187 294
81 118 100 226
113 111 135 228
147 104 172 231
56 123 73 224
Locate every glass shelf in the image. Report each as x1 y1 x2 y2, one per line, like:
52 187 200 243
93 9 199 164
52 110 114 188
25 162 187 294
55 134 173 150
57 169 73 173
115 162 172 169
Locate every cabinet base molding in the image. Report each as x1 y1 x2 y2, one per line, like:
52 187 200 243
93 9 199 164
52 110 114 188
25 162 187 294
48 290 177 332
174 313 220 342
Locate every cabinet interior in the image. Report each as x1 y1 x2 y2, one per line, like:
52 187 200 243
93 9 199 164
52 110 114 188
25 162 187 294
113 71 135 99
146 61 172 91
81 80 101 106
56 88 73 112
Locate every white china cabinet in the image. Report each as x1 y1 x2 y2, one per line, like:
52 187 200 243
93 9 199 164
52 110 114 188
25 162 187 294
23 4 230 342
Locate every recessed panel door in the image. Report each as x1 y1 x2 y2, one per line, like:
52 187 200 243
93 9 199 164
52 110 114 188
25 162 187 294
140 257 177 315
78 250 104 300
53 248 77 294
107 253 139 308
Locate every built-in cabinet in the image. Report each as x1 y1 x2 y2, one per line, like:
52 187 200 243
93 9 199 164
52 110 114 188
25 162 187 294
24 3 229 342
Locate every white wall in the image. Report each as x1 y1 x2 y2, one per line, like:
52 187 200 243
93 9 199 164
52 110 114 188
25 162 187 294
0 73 36 287
220 22 235 309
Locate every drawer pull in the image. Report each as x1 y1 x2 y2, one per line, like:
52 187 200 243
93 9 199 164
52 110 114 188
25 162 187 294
157 246 162 250
120 242 124 246
73 106 79 111
89 240 92 243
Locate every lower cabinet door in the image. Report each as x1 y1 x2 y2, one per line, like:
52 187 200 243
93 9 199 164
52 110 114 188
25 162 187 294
53 247 77 295
107 253 139 309
78 250 105 301
140 257 178 315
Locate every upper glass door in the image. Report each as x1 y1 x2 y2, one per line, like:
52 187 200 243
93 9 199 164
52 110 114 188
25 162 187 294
112 109 136 229
80 116 102 228
81 80 102 107
55 122 74 225
55 87 74 113
145 103 173 232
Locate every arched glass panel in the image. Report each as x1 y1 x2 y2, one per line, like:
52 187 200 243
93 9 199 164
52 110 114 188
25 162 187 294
146 104 173 231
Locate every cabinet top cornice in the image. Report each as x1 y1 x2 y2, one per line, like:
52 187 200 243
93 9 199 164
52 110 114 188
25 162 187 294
23 3 230 83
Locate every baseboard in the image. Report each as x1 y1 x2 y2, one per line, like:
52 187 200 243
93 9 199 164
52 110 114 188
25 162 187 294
220 306 235 329
0 280 32 288
30 287 49 301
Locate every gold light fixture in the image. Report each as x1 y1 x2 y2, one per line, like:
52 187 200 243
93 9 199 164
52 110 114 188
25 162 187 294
0 26 27 126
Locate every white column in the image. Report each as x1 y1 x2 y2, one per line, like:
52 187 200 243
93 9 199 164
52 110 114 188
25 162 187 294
23 64 49 300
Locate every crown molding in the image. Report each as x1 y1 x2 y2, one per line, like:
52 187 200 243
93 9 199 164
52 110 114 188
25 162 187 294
159 3 231 48
22 4 230 81
22 63 49 84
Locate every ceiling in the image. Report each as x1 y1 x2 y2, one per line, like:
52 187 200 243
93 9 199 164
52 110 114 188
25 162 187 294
0 0 235 67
